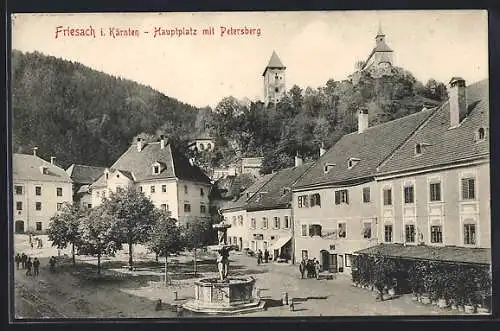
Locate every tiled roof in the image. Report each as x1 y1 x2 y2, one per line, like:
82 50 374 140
262 51 285 76
222 173 275 211
355 243 491 265
246 162 315 210
91 142 211 188
294 109 436 189
377 79 489 175
13 154 72 183
66 164 106 185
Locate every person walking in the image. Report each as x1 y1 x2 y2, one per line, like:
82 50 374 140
315 260 321 280
257 250 262 265
49 256 56 273
25 257 32 276
264 249 269 263
299 259 306 279
15 253 21 270
33 257 40 276
21 253 27 269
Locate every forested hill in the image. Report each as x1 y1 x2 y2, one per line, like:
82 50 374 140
11 50 200 169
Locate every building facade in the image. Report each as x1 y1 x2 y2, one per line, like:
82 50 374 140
66 164 105 209
13 152 73 233
262 51 286 105
91 136 212 227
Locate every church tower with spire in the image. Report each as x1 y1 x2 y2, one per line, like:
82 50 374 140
360 22 394 77
262 51 286 105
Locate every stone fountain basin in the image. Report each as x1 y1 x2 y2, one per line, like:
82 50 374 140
183 276 265 315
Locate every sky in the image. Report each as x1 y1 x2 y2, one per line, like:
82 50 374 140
12 11 488 108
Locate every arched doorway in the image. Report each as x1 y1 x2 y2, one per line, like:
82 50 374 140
15 221 24 233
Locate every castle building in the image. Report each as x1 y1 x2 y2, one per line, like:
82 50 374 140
13 151 73 233
262 51 286 105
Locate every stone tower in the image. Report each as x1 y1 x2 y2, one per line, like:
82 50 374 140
361 22 394 76
262 51 286 105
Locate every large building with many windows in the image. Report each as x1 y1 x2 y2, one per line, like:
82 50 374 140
372 78 490 251
90 136 212 227
13 152 73 233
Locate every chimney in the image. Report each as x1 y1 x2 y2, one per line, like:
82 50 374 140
358 108 369 134
32 147 38 156
294 152 303 167
160 135 165 149
448 77 467 128
50 156 56 165
319 142 326 157
136 137 143 152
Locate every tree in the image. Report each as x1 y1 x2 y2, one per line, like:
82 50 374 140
147 211 182 285
78 206 121 275
181 218 216 276
372 253 396 301
47 202 84 267
103 187 157 270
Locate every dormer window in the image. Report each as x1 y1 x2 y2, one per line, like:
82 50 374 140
477 127 486 141
282 187 290 195
39 166 48 175
324 163 335 174
152 161 163 175
347 158 360 169
415 144 422 155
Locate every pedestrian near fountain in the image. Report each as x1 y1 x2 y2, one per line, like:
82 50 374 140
25 257 32 276
21 253 27 269
33 257 40 276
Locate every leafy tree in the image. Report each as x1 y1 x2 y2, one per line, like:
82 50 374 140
372 253 397 301
147 211 181 285
181 218 216 276
47 202 84 267
78 206 121 275
103 187 157 270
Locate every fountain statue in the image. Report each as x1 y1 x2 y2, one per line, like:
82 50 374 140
182 210 265 315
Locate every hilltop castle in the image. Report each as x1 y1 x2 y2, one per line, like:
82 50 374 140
262 51 286 105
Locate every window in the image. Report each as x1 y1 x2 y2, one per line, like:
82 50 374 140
310 193 321 207
334 189 349 205
35 186 42 196
87 204 92 209
274 217 280 229
275 87 279 93
362 187 370 203
284 216 290 229
338 223 346 238
36 202 42 211
153 166 160 174
162 185 167 193
57 203 63 211
404 185 414 204
461 178 476 200
139 186 143 192
161 204 167 211
415 144 422 155
105 172 109 180
345 254 352 267
262 217 268 229
56 187 63 197
309 224 322 237
301 224 308 236
430 225 443 243
405 224 416 243
238 215 243 226
384 225 393 242
200 204 207 214
251 218 256 229
116 174 120 178
232 216 237 226
16 201 22 211
363 223 372 239
478 128 485 140
301 250 308 260
184 185 188 194
184 204 191 213
150 186 155 193
199 143 205 150
200 188 205 197
464 223 476 245
207 143 212 150
298 195 309 208
15 186 23 195
383 188 392 205
36 222 42 231
429 182 441 201
102 191 106 198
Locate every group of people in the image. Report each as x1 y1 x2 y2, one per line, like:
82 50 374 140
299 258 321 280
256 249 270 264
29 234 43 249
15 253 41 276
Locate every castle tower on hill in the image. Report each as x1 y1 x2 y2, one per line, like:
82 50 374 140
262 51 286 105
361 22 394 77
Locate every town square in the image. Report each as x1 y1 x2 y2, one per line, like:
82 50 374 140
10 11 490 319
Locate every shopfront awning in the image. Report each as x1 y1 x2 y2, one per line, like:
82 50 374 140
271 236 292 251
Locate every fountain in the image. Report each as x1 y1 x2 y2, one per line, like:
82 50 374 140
183 215 265 315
